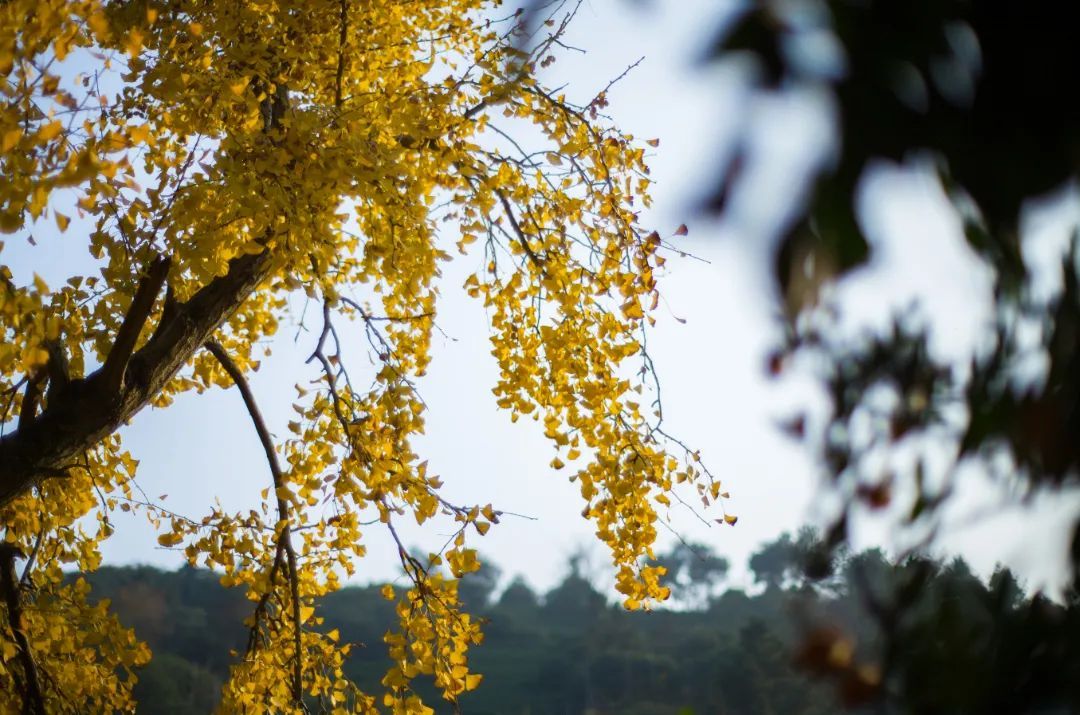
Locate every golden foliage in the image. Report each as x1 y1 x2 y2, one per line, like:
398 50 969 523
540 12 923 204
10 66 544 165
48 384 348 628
0 0 731 711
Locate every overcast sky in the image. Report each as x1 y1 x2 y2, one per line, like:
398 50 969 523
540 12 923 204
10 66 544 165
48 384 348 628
9 0 1080 598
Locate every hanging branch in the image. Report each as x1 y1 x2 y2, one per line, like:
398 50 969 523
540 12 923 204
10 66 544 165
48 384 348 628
204 341 305 707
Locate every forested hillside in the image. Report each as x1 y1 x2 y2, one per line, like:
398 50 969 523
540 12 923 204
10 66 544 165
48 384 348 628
79 533 1077 714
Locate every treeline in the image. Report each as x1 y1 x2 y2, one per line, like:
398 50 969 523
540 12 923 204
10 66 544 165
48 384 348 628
79 531 1080 714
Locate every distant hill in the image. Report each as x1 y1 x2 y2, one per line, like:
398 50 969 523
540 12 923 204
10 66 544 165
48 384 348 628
76 535 1077 714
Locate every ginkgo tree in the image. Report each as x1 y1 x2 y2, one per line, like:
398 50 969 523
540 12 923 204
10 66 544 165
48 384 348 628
0 0 730 712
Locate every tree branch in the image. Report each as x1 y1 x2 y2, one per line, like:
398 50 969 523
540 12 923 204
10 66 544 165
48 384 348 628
17 371 45 433
334 0 349 111
0 544 46 715
19 526 44 588
43 339 70 405
0 83 290 509
0 247 272 507
99 254 171 392
495 188 545 269
204 341 305 705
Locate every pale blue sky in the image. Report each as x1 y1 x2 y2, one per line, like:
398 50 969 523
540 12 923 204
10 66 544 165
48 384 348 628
7 0 1080 597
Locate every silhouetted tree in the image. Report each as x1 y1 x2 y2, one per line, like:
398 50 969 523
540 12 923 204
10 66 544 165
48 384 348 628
657 541 730 608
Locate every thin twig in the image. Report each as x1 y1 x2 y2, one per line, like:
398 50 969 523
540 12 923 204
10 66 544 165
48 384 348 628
19 524 44 588
494 189 545 269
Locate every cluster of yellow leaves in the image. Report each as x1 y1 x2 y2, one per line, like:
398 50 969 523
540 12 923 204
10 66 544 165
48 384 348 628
381 574 484 713
0 576 150 713
0 436 150 712
452 77 732 609
0 0 115 233
1 0 731 711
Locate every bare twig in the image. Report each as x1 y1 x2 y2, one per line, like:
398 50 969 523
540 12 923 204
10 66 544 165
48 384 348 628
494 189 545 269
19 525 44 587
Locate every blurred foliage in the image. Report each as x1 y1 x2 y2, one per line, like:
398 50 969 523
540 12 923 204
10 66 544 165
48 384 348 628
706 2 1080 711
711 0 1080 297
75 533 1080 713
708 0 1080 490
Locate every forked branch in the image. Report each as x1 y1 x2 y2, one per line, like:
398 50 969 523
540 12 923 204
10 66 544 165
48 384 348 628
0 84 288 509
0 246 272 507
